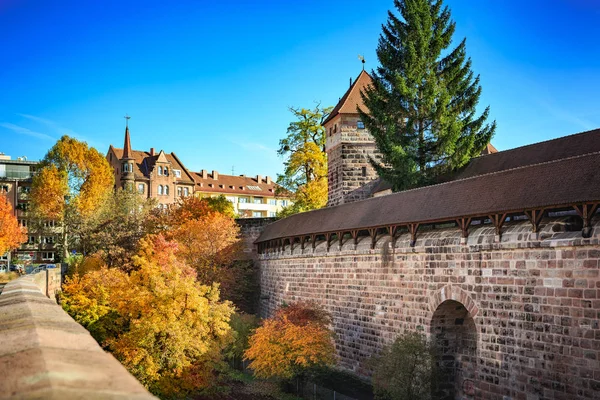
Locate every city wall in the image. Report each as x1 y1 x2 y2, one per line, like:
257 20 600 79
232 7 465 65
258 217 600 400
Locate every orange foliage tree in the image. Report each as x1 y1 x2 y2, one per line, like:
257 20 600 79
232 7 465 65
30 135 114 258
61 234 235 398
0 194 27 256
244 302 335 380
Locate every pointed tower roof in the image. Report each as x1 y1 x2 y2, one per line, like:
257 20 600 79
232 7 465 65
122 126 133 160
323 70 373 125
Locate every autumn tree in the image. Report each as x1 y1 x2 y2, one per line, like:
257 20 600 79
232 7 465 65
30 136 114 258
0 194 27 256
80 189 157 271
360 0 495 191
245 302 335 382
277 105 332 217
61 234 235 398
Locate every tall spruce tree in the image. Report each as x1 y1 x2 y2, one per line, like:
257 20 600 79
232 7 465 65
360 0 496 191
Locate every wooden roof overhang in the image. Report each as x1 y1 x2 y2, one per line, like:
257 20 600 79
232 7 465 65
256 152 600 254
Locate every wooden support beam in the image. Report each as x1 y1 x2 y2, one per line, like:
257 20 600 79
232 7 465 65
408 223 419 247
368 228 377 249
311 234 317 250
489 213 508 236
574 203 599 238
456 217 472 239
300 236 306 250
524 209 545 233
289 237 295 253
351 230 359 247
337 232 344 250
325 233 333 251
387 225 398 246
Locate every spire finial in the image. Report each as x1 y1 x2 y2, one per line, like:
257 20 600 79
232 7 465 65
124 113 131 128
358 54 365 71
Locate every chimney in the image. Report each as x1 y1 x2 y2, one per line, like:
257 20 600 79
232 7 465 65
257 174 262 184
212 170 218 180
150 148 155 156
266 176 271 184
201 170 208 179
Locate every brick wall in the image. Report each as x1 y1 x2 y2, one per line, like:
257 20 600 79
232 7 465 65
258 217 600 400
236 217 275 260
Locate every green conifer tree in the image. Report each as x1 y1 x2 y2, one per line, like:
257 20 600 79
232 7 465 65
360 0 496 191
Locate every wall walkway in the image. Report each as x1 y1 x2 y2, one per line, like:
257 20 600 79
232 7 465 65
0 272 156 399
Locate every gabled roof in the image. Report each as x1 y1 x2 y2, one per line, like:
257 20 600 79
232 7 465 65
323 70 373 125
193 172 290 198
112 148 195 184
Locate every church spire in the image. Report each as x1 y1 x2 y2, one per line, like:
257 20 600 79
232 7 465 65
122 114 132 160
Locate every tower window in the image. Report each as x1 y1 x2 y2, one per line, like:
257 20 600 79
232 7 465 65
158 166 163 176
329 128 332 137
357 121 365 129
362 166 367 177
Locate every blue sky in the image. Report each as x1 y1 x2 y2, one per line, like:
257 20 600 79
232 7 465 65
1 0 599 178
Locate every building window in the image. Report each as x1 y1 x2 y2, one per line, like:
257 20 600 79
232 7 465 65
44 236 54 244
177 187 182 197
281 200 288 207
28 236 36 244
138 183 144 194
174 169 181 178
239 197 248 203
43 220 55 228
122 163 131 173
334 124 337 133
19 219 27 227
269 199 276 205
253 197 263 204
158 166 163 176
183 187 189 196
0 185 9 193
329 127 332 137
164 167 169 176
165 185 169 195
158 185 163 195
109 153 112 161
357 121 365 129
362 166 367 177
269 212 276 217
41 252 54 260
253 211 262 217
226 196 235 203
19 186 31 193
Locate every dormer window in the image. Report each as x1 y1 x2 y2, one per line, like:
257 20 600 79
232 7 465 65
158 166 163 176
357 121 365 129
164 167 169 176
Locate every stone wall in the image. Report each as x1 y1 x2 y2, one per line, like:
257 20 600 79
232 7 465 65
237 217 275 260
30 268 62 302
0 275 156 399
258 217 600 400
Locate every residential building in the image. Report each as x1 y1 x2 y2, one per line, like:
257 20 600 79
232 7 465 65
106 126 197 209
193 171 288 218
107 125 292 216
0 154 59 264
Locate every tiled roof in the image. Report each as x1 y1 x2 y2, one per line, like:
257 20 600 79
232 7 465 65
193 172 290 198
323 70 373 125
112 148 195 184
454 128 600 180
257 150 600 242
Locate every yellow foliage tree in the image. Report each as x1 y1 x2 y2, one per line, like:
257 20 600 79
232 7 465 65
245 302 335 380
30 135 114 258
277 105 332 217
0 194 27 256
60 234 235 398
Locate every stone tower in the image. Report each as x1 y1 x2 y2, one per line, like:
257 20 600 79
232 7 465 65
324 70 381 206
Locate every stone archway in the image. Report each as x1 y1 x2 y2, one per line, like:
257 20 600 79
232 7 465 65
431 299 478 400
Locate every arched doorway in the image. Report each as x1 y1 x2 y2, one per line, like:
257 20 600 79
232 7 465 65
431 300 477 400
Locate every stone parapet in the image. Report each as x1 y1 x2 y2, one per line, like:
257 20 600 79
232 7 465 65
0 275 156 399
